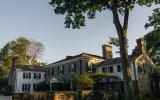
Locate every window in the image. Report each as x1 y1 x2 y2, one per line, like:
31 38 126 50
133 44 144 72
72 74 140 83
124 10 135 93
109 66 113 73
86 62 92 72
138 64 145 73
117 65 121 72
58 66 64 75
23 72 31 79
34 73 41 79
69 63 76 73
51 68 54 76
33 84 37 91
102 67 107 73
48 69 50 77
22 84 30 92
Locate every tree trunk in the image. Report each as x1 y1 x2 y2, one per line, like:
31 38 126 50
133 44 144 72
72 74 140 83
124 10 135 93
118 30 132 100
112 10 132 100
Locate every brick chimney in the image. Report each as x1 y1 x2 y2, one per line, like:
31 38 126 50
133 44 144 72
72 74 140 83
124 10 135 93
136 38 147 54
102 45 113 60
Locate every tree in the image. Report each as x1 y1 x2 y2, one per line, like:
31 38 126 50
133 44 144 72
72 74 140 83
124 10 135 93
144 29 160 66
0 37 45 76
145 7 160 30
145 3 160 66
50 1 157 99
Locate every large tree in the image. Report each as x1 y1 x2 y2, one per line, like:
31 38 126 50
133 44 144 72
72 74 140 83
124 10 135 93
50 0 157 99
145 29 160 66
145 7 160 30
0 37 45 76
145 4 160 66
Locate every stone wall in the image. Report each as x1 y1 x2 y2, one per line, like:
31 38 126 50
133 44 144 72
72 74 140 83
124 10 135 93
12 91 76 100
138 74 151 96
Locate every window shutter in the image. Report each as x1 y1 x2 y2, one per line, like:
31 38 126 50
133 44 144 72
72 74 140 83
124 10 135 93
34 73 36 79
92 64 96 73
22 84 24 91
39 73 41 79
68 64 71 73
57 67 59 75
62 66 64 74
74 63 76 73
85 62 89 72
23 73 25 79
29 73 31 79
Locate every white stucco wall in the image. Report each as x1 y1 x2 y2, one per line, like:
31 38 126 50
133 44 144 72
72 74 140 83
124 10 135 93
15 71 45 93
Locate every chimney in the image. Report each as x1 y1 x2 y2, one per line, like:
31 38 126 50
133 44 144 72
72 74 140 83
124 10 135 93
136 38 146 54
102 45 113 59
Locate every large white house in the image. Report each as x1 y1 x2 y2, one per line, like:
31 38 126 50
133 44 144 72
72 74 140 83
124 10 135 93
8 62 46 93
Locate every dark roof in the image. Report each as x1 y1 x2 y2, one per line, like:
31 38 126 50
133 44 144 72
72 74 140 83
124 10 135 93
15 65 46 72
98 55 140 66
49 53 104 65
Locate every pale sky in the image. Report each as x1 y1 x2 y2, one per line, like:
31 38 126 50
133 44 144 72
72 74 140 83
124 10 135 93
0 0 158 64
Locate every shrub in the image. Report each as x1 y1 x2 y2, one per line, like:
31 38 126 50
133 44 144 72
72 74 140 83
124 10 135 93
36 82 49 92
0 78 8 94
51 82 70 91
73 75 94 90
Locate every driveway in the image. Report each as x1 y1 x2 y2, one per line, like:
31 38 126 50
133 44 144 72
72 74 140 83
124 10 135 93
0 96 12 100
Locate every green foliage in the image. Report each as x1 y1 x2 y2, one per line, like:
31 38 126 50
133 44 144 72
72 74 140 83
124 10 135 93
0 78 8 94
51 82 70 91
73 75 94 90
91 73 115 82
50 0 155 29
36 82 49 92
144 29 160 66
145 7 160 30
108 37 120 47
0 37 45 76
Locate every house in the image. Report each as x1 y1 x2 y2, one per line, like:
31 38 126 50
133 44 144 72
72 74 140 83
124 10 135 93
96 38 158 96
8 58 46 93
46 52 106 89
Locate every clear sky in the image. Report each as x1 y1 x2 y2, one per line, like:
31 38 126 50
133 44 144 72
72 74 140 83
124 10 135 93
0 0 157 64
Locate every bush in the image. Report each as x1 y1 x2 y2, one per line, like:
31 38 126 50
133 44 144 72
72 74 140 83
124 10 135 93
73 75 94 90
51 82 70 91
0 78 8 94
36 82 49 92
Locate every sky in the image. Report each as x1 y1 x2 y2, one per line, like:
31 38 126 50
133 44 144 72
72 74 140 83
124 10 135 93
0 0 158 64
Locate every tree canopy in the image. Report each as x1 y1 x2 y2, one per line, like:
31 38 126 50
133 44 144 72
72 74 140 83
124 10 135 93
145 29 160 66
0 37 45 76
145 7 160 30
50 0 155 29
